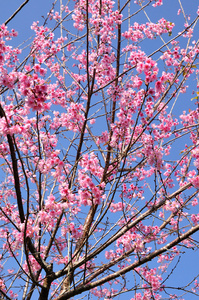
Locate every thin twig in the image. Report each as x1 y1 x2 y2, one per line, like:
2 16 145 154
5 0 30 25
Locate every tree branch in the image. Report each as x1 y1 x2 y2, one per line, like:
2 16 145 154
5 0 30 26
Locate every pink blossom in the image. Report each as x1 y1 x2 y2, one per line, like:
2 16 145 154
155 80 163 93
190 176 199 188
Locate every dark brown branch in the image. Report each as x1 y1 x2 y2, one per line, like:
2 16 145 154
0 104 25 223
5 0 30 25
55 223 199 300
38 264 54 300
7 133 25 223
54 182 192 282
0 288 12 300
58 3 123 294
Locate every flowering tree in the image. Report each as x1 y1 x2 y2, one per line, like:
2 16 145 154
1 0 199 299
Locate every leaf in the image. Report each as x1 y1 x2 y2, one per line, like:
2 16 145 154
191 96 198 101
191 92 199 101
